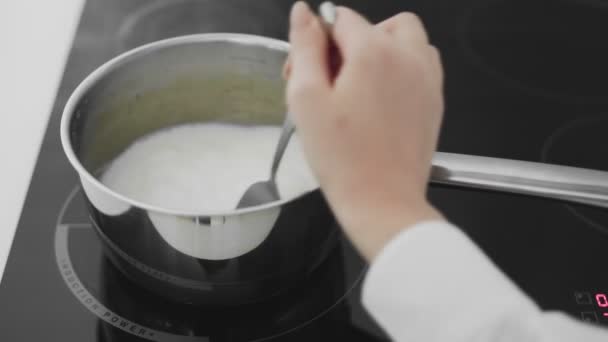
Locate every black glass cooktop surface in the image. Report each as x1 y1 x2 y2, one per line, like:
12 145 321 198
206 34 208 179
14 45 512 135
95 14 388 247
3 0 608 340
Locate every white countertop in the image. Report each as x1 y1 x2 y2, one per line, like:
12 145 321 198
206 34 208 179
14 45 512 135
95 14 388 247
0 1 84 282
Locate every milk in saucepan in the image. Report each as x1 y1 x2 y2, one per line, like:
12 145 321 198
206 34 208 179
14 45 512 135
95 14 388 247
100 123 317 212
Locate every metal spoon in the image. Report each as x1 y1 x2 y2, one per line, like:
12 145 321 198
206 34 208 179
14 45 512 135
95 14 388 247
237 2 337 209
236 118 296 208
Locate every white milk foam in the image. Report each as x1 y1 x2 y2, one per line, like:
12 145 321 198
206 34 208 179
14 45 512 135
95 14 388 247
100 123 317 212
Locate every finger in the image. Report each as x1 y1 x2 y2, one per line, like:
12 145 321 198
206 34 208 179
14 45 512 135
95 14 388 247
332 6 373 54
427 45 443 87
376 12 429 45
282 54 292 80
288 1 331 89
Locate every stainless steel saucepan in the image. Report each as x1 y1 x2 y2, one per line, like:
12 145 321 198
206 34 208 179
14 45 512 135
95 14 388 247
61 33 608 306
61 34 339 306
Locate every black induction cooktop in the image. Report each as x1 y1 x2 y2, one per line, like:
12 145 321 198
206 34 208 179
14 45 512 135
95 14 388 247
3 0 608 340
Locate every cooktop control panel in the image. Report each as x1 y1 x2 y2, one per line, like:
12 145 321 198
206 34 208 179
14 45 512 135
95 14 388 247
574 291 608 325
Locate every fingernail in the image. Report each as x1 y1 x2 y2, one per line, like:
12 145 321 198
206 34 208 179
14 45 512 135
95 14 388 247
291 1 312 28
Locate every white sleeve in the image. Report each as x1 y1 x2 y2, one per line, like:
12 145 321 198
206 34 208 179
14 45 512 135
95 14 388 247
361 220 608 342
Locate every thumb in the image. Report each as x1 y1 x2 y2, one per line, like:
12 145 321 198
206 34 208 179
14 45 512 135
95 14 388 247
288 2 331 92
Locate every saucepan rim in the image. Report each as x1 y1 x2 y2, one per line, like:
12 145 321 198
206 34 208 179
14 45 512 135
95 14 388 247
60 33 319 218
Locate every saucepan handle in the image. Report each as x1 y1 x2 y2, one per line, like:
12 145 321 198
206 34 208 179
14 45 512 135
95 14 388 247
431 152 608 208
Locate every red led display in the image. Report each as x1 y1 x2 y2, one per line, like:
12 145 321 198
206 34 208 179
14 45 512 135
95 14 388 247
596 293 608 307
595 293 608 318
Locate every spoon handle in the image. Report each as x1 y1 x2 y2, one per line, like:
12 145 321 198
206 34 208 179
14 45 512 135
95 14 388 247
320 2 337 29
270 117 296 182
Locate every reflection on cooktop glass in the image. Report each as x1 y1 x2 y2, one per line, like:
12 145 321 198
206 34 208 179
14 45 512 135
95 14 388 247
3 0 608 340
54 187 381 341
118 0 287 51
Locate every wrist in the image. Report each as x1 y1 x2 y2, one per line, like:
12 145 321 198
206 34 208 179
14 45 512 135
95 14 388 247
333 193 443 261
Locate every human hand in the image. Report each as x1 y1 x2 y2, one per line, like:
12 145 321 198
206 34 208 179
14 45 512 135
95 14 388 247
286 2 444 261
